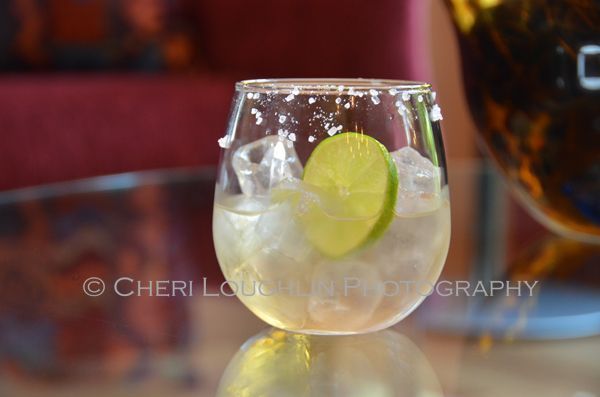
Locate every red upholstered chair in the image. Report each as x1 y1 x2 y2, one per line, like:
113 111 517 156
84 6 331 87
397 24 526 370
0 0 432 191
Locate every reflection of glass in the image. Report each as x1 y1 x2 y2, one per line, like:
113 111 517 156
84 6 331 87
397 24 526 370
217 328 443 397
213 79 451 334
445 0 600 243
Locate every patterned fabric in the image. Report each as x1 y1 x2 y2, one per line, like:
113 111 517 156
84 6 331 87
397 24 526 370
0 0 200 72
0 174 218 380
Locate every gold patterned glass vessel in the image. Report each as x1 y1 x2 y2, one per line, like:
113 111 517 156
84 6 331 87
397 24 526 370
446 0 600 243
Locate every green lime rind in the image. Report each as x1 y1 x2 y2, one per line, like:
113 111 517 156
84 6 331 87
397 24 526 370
299 132 398 258
364 140 398 243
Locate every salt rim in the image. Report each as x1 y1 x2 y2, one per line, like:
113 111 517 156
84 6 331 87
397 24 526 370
236 78 432 95
234 79 443 145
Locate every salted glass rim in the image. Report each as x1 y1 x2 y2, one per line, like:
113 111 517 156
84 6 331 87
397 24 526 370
235 78 432 94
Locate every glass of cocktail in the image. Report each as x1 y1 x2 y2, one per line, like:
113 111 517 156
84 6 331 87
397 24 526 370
213 79 451 334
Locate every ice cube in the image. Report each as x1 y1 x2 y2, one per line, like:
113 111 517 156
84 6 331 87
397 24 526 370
235 248 310 329
308 260 383 329
255 200 315 263
213 195 269 271
213 194 311 328
366 202 451 282
391 147 443 213
235 199 313 329
233 136 303 197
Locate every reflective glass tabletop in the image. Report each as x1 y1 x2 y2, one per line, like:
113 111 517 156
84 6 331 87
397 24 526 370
0 161 598 397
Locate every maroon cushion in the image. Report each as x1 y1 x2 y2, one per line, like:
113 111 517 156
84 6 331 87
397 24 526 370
0 0 432 191
0 75 233 191
195 0 425 79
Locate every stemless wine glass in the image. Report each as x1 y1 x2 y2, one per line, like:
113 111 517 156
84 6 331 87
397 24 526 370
213 79 451 334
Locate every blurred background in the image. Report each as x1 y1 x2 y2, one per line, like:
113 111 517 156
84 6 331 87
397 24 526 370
0 1 598 396
0 0 476 193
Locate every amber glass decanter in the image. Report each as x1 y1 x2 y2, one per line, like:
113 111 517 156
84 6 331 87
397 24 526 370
445 0 600 243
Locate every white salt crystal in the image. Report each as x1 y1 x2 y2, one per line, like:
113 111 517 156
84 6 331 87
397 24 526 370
251 108 257 114
279 115 287 123
256 117 263 125
288 132 297 142
246 93 253 99
402 92 410 101
337 85 345 92
327 127 338 136
429 104 443 121
395 100 402 107
344 102 351 109
217 136 231 148
285 94 295 102
253 92 260 99
335 97 342 104
292 87 300 95
417 95 423 102
369 89 378 96
308 97 316 104
388 88 398 95
278 128 289 138
371 96 381 105
308 135 316 143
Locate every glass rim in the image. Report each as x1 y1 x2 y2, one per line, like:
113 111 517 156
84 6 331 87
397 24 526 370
235 78 432 95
